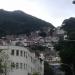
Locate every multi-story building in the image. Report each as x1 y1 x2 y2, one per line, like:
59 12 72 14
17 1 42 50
0 39 44 75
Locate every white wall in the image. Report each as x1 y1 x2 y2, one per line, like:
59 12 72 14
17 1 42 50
0 46 44 75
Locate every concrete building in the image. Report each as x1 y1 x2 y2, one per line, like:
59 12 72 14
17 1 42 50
0 39 44 75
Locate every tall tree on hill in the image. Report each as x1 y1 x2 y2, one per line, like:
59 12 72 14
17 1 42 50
54 17 75 75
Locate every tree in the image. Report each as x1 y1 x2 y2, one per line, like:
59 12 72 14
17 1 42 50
32 72 40 75
0 49 4 74
55 17 75 75
44 61 54 75
0 49 3 72
38 31 47 37
49 28 55 36
0 59 4 74
0 49 14 75
0 49 10 75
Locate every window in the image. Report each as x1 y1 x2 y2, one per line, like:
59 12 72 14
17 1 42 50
16 50 19 56
31 67 32 72
20 63 23 69
20 50 23 56
24 51 26 57
24 63 26 69
31 57 32 62
11 49 14 55
11 62 15 69
16 63 19 69
26 64 27 70
26 52 27 58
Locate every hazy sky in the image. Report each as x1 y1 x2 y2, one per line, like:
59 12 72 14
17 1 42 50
0 0 75 27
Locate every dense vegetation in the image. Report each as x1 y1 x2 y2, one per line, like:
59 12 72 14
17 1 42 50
55 17 75 75
0 9 54 37
44 61 54 75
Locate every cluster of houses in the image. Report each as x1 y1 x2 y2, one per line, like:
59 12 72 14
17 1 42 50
0 27 65 75
0 34 44 75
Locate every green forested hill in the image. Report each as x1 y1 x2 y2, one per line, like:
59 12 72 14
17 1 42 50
0 9 54 36
62 17 75 40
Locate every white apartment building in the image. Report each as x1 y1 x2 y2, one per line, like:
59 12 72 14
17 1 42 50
0 40 44 75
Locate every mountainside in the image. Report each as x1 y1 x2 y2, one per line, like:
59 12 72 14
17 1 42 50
0 9 54 36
